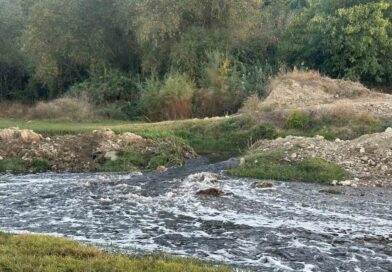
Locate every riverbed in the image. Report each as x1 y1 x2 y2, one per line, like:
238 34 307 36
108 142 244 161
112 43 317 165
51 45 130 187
1 158 391 271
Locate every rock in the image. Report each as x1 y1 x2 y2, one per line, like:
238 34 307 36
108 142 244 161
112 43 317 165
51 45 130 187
238 157 246 166
187 172 219 183
319 189 344 195
20 129 43 143
359 147 366 154
331 180 338 186
104 151 118 161
338 180 358 187
290 153 298 159
368 159 376 166
0 128 17 141
385 127 392 134
196 188 226 197
121 132 144 143
156 165 167 173
0 156 3 161
99 128 115 139
0 127 43 143
255 181 274 189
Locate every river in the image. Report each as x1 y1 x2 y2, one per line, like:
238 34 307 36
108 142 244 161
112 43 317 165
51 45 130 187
1 158 391 271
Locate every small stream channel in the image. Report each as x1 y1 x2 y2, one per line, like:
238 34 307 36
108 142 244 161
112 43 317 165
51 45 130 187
1 158 391 271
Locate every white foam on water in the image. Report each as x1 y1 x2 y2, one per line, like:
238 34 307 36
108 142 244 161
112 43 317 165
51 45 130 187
1 171 392 271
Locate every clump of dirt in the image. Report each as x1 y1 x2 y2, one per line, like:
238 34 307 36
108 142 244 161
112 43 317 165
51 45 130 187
251 128 392 187
0 128 197 173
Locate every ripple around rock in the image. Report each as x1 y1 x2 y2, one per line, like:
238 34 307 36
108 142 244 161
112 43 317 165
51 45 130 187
1 164 392 272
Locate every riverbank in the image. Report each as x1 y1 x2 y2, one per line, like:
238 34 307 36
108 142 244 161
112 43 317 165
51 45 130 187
0 232 229 272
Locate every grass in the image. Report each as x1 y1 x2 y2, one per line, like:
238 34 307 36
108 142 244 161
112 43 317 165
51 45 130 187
98 150 147 172
0 158 51 174
0 232 230 272
228 149 349 183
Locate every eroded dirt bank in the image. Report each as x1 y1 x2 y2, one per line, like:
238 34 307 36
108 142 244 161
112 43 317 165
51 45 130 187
0 127 196 173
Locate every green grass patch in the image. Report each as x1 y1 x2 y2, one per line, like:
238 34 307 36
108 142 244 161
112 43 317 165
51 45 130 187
0 232 230 272
0 159 26 174
98 150 147 172
0 158 51 174
228 150 349 183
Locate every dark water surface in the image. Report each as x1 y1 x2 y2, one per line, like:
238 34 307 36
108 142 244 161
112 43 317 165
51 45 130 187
1 159 391 271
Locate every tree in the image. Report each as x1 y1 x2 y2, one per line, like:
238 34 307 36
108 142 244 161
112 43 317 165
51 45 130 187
23 0 139 98
281 0 392 85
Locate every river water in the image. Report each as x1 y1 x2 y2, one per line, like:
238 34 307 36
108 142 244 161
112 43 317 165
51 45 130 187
0 158 391 271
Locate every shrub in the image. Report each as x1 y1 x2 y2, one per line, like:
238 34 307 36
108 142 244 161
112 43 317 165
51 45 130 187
194 51 245 117
0 159 25 173
285 110 311 129
30 158 51 172
68 69 141 120
141 73 195 120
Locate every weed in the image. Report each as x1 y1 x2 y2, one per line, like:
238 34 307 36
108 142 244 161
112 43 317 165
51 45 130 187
285 110 311 129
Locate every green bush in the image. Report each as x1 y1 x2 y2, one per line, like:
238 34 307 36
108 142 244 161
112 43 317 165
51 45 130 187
148 137 188 169
140 73 195 120
0 159 26 173
194 51 245 117
68 69 141 120
285 111 311 129
31 158 51 172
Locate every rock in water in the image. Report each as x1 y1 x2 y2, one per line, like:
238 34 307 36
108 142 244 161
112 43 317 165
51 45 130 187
255 181 274 189
196 188 226 197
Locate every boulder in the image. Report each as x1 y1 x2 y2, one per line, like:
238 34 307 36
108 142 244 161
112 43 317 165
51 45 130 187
0 127 43 143
121 132 144 143
196 188 226 197
255 181 274 189
20 129 43 143
319 189 344 195
104 151 118 161
187 172 219 183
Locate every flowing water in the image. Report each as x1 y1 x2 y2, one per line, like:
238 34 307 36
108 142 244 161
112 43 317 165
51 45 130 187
0 158 391 271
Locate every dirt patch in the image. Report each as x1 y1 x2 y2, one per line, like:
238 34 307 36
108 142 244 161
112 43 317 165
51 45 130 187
0 128 197 173
251 128 392 187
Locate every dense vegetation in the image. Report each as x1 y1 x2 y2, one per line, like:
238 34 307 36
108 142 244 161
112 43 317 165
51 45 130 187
1 0 391 121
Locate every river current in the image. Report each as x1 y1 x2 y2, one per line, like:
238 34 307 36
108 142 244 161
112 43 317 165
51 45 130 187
1 158 391 271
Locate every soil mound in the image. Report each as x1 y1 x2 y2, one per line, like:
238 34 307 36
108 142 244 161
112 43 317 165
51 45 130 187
252 128 392 187
258 71 392 120
0 128 197 173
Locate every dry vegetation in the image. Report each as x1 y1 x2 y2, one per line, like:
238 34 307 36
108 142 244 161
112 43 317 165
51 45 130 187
0 97 98 121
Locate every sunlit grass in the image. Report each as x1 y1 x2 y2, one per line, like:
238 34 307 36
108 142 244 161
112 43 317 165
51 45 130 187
0 232 230 272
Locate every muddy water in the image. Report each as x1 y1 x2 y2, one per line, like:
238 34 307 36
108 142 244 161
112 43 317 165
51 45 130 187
0 158 391 271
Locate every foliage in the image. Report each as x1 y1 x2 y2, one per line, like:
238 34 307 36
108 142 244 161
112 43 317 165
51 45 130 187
285 111 311 129
68 69 141 120
99 150 147 172
0 232 230 272
228 149 349 183
141 73 195 120
0 158 51 174
281 0 392 85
